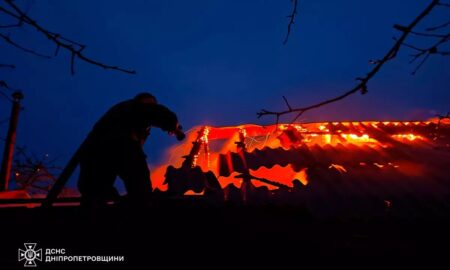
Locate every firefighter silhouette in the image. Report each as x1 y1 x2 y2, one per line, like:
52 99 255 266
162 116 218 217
77 93 185 207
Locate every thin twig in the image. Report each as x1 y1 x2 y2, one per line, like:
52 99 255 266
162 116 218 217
0 79 21 93
401 33 450 74
0 85 13 101
258 0 440 122
282 95 292 110
398 39 427 52
283 0 298 45
0 32 51 58
410 30 449 38
426 21 450 31
411 53 431 75
0 90 12 101
0 63 15 68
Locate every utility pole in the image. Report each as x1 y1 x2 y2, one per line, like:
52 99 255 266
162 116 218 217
0 91 24 191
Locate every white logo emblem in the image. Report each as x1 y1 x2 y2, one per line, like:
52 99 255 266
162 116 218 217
18 243 42 267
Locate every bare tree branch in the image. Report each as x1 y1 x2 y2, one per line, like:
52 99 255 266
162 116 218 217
399 40 427 52
406 33 450 74
426 21 450 31
410 30 449 38
0 79 20 93
259 0 441 122
0 63 15 68
0 32 51 58
283 0 298 45
0 81 14 101
0 0 136 75
411 53 432 74
438 2 450 7
0 89 11 101
282 95 292 110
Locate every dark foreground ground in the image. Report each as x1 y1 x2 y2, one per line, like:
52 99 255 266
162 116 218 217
1 198 449 269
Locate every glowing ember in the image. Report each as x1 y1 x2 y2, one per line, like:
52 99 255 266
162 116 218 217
384 200 392 208
329 164 347 174
392 134 422 141
374 163 385 168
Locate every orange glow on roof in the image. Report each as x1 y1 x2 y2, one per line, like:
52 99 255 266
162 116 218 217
151 120 448 191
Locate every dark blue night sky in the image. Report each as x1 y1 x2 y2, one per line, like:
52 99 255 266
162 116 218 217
1 0 449 185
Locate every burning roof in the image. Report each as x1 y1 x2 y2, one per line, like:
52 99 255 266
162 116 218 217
152 119 450 202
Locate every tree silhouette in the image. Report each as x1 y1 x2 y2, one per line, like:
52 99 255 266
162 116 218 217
0 0 136 100
263 0 450 124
